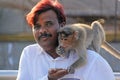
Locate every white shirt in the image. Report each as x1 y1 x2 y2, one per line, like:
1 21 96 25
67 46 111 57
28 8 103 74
17 43 115 80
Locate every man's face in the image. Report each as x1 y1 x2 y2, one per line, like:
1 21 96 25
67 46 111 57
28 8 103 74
32 10 61 50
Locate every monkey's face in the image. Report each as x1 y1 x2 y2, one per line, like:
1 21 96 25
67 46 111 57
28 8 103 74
58 28 75 49
56 27 76 57
59 33 74 48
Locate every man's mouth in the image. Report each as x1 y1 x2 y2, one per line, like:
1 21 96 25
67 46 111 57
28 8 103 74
38 33 52 41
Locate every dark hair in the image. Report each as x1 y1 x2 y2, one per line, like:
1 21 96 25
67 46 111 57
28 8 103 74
26 0 66 27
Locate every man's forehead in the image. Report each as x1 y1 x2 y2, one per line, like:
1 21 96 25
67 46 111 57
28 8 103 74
36 16 57 25
40 15 57 19
38 15 57 23
38 10 57 20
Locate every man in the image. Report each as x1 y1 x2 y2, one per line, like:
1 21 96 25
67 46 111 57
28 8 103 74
17 0 115 80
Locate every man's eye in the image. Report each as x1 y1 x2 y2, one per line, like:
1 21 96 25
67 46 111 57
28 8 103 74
34 24 41 30
46 22 53 27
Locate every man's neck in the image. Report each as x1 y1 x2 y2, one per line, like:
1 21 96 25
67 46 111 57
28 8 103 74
46 49 60 59
48 52 60 59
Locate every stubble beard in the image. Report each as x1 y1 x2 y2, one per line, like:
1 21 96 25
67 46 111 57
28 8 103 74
39 39 58 52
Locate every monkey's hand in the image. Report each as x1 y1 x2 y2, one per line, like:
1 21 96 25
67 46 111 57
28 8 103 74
48 68 68 80
67 66 75 74
56 46 66 57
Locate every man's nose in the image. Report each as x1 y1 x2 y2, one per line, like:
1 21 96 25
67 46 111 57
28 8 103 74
38 27 48 33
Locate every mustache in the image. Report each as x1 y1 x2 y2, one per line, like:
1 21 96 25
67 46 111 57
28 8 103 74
38 32 52 40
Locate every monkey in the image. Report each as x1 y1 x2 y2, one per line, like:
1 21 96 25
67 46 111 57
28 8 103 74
56 20 120 73
56 23 90 73
56 24 87 73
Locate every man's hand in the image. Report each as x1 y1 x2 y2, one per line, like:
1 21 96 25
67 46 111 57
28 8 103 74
48 68 68 80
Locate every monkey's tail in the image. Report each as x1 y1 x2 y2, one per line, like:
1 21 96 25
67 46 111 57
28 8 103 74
101 41 120 60
97 19 105 25
91 21 105 52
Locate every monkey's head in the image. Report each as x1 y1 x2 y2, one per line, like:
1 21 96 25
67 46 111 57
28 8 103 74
58 26 78 49
56 25 83 57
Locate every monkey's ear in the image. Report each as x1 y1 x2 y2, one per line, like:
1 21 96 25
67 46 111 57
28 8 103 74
74 31 79 40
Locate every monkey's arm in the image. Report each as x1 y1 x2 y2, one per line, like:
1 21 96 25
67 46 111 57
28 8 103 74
101 41 120 59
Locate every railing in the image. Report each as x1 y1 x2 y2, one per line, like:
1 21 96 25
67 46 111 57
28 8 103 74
0 70 120 80
115 72 120 80
0 70 17 80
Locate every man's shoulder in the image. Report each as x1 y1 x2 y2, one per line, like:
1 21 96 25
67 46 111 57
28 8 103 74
23 43 43 55
24 43 40 50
